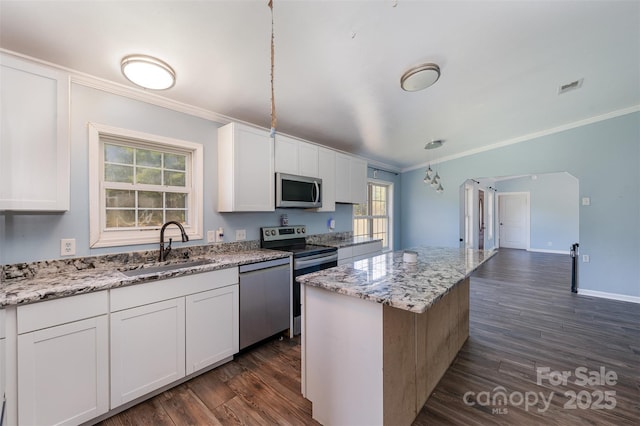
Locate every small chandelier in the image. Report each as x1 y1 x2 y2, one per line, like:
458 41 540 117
423 140 445 193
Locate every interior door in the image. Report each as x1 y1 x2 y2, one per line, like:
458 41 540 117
498 193 529 249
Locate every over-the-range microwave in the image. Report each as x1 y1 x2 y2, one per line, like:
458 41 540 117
276 173 322 208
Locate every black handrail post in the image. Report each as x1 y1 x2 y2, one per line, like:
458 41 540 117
570 243 579 293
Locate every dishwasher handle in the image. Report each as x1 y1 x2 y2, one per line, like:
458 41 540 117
239 257 291 273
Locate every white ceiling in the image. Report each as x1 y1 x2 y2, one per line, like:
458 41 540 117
1 1 639 170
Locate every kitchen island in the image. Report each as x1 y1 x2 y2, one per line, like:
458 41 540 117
297 247 495 426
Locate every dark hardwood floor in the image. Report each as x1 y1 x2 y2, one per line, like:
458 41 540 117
100 249 639 425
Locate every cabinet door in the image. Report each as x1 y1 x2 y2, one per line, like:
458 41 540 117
218 123 274 212
317 147 336 212
274 135 299 174
18 316 109 426
0 337 4 411
335 153 352 203
0 53 69 211
110 298 186 408
185 285 239 375
298 142 319 178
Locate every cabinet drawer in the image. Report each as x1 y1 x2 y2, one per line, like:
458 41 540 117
111 267 238 312
337 247 353 261
0 309 5 339
18 291 108 334
352 241 383 257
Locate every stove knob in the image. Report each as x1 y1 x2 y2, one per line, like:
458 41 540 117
270 230 276 236
302 227 306 234
296 228 301 234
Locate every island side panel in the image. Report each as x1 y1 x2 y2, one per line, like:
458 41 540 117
303 285 384 425
416 278 470 408
382 305 417 426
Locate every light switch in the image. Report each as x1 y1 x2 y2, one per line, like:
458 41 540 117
582 197 591 206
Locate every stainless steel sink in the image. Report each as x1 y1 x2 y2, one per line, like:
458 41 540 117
120 259 213 277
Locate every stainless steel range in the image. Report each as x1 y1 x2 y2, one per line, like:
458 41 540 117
261 226 338 335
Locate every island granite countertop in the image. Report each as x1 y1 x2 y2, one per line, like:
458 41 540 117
310 236 382 249
0 248 290 307
297 247 496 314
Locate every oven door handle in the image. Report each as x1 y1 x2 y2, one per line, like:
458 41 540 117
295 252 338 270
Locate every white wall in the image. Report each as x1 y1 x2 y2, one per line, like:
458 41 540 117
497 172 579 253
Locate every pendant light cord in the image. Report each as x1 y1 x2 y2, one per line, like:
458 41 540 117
269 0 277 137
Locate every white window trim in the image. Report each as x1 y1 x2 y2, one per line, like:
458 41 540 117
353 178 394 252
88 122 203 248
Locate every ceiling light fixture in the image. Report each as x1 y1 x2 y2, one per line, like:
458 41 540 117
401 63 440 91
121 54 176 90
423 139 445 193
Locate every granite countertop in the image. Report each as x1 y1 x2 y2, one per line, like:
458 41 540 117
0 249 290 307
297 247 496 313
313 236 383 249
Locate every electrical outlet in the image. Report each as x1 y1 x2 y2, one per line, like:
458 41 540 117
582 254 590 263
60 238 76 256
207 230 216 243
236 229 246 241
216 227 224 243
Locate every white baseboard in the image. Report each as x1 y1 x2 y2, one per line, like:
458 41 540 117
527 248 570 255
578 289 640 304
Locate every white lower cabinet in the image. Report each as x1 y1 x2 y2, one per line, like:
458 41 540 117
338 241 383 265
186 285 239 375
1 308 5 414
110 298 186 408
109 267 239 409
17 292 109 426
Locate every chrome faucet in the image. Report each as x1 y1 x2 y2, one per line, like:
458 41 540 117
159 221 189 262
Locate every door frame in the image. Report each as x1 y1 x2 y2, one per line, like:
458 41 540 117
497 192 531 250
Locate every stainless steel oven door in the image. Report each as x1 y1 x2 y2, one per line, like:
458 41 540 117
292 252 338 335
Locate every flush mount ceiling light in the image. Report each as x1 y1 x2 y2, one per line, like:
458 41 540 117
401 63 440 91
121 54 176 90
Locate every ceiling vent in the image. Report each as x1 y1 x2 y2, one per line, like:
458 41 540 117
558 78 584 95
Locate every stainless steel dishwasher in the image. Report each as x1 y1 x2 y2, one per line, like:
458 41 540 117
239 257 291 350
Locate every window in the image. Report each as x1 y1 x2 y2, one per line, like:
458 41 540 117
89 123 203 248
353 181 393 250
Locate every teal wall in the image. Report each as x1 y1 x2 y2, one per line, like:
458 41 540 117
497 172 579 253
401 112 640 298
0 84 353 264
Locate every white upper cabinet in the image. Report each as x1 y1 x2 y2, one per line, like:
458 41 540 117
218 122 275 212
317 147 336 212
0 53 70 211
335 153 367 204
275 134 319 178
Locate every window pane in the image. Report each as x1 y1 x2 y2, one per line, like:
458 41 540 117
166 210 186 223
105 164 133 183
137 167 162 185
138 191 163 208
106 210 135 228
136 149 162 167
164 171 186 187
165 153 186 171
106 189 135 208
138 210 163 227
166 193 186 209
105 144 133 164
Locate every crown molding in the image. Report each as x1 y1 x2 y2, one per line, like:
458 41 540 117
402 104 640 173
